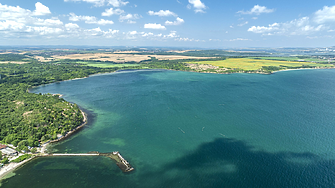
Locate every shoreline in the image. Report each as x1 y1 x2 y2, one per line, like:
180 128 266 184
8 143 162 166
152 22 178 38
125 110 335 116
0 156 36 180
271 67 333 73
47 109 87 146
0 109 88 181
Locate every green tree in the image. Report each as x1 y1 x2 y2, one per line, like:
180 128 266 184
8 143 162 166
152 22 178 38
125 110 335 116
1 157 9 164
12 140 19 147
31 148 37 153
22 146 29 153
40 136 46 142
18 140 28 148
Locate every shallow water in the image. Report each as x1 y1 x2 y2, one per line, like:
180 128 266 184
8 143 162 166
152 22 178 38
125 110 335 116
2 69 335 187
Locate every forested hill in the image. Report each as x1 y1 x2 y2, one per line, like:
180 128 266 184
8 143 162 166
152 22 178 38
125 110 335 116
0 60 117 152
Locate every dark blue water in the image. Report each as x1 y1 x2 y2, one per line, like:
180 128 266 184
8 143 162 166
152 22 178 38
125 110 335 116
1 69 335 187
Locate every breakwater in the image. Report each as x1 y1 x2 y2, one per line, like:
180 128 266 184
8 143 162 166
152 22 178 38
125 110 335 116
50 151 134 173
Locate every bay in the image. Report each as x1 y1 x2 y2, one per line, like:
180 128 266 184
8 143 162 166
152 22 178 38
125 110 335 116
2 69 335 187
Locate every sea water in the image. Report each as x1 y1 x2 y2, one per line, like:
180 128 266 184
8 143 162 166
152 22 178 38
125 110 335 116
1 69 335 187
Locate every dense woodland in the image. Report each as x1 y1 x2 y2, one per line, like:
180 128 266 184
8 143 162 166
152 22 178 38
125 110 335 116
0 55 118 152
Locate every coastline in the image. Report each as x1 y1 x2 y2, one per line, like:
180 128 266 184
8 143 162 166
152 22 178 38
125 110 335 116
47 109 87 146
271 67 332 73
0 109 88 180
0 156 36 180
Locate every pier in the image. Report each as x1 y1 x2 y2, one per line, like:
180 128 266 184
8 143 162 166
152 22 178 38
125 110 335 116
100 151 134 172
52 153 99 156
49 151 134 172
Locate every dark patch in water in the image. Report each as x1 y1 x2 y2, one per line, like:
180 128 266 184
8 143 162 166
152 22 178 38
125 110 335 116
140 138 335 188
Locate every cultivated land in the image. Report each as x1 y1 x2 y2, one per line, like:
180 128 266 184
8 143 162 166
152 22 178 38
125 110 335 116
51 53 214 63
249 56 334 63
74 62 141 68
190 58 334 71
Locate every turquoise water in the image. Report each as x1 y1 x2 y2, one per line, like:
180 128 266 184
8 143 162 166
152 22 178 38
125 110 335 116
2 69 335 187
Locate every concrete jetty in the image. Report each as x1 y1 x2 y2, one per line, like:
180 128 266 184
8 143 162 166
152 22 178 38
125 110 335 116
49 151 134 173
52 153 99 156
100 151 134 172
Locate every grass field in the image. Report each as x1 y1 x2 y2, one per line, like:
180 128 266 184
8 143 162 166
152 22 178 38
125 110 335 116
74 61 140 68
191 58 334 71
250 57 332 63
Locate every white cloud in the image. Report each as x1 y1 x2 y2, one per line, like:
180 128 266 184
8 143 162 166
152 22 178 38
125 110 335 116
188 0 206 13
35 18 63 26
148 10 177 17
164 31 178 38
64 0 128 7
83 27 119 38
237 5 274 15
107 0 128 7
129 30 137 35
314 6 335 24
33 2 51 16
144 23 166 30
0 2 124 40
65 23 80 30
237 21 248 27
97 28 118 37
69 13 114 25
0 3 30 21
102 8 124 16
69 13 93 22
209 39 221 42
0 20 25 31
119 14 140 23
96 19 114 25
176 37 200 42
248 17 325 36
248 23 279 34
26 26 63 35
229 38 251 41
0 3 62 35
126 20 136 24
84 27 103 36
165 17 184 25
142 32 154 37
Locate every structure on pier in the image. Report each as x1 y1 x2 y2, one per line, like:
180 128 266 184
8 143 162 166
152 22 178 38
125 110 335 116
100 151 134 172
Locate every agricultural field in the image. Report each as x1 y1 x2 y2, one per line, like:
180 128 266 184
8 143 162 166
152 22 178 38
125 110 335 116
52 53 214 63
250 56 332 63
191 58 334 71
74 61 140 68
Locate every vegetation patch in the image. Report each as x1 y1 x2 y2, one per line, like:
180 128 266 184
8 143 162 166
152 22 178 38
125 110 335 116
75 61 141 68
190 58 334 72
0 55 119 151
11 154 32 163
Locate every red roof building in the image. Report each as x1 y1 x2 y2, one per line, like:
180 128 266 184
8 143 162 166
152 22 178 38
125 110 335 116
0 144 8 150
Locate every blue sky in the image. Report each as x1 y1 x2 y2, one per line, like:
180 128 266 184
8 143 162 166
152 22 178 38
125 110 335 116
1 0 335 48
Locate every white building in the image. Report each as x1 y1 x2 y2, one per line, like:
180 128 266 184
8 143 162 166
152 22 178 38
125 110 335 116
0 144 18 156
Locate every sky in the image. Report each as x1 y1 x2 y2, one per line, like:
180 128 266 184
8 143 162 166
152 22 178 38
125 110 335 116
1 0 335 48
